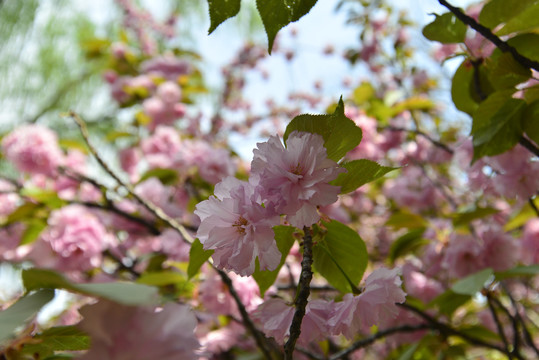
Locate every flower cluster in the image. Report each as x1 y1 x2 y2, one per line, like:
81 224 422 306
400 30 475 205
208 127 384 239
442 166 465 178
195 131 344 275
253 267 406 344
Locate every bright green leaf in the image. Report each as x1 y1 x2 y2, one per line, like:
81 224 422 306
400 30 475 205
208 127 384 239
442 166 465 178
396 343 419 360
20 219 47 246
495 264 539 279
523 101 539 145
330 159 397 194
479 0 535 29
352 82 375 104
136 271 187 286
452 268 493 295
422 12 467 44
471 90 525 160
0 289 55 345
388 228 428 264
428 290 471 316
486 52 531 90
22 269 158 305
20 326 89 357
385 212 428 230
138 168 179 186
256 0 318 52
187 238 214 279
312 220 367 293
207 0 241 34
284 97 362 161
496 3 539 36
452 206 500 227
451 60 480 116
20 187 65 209
253 225 296 296
507 33 539 62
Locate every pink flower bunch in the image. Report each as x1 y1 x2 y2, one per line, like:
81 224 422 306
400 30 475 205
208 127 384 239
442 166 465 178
383 167 442 212
2 124 64 176
195 177 281 276
442 227 519 278
77 300 199 360
254 267 406 344
141 125 182 169
140 55 192 81
42 205 112 271
143 81 186 130
176 139 237 184
251 131 345 228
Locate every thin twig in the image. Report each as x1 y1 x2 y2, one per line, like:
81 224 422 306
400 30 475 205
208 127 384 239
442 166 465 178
68 111 194 245
486 293 513 359
328 324 430 360
438 0 539 72
284 228 314 359
382 126 454 154
68 111 276 359
398 303 508 354
501 282 539 357
217 269 277 360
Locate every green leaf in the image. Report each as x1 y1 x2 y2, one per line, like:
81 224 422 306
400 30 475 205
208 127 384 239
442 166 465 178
428 290 471 316
253 225 296 296
284 97 362 161
422 12 467 44
312 220 367 293
388 228 428 264
0 289 55 345
138 168 179 186
20 326 89 357
495 264 539 279
352 82 375 104
385 212 428 230
452 206 500 227
451 60 480 116
496 3 539 36
187 238 214 279
471 90 525 160
20 187 65 209
479 0 536 29
486 52 531 90
256 0 318 52
20 219 47 245
207 0 241 34
507 33 539 62
22 269 158 305
458 325 501 342
523 101 539 145
452 268 493 295
136 271 187 286
396 343 419 360
330 159 397 194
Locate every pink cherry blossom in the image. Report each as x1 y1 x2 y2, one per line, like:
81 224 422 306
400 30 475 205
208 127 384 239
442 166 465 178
480 228 519 271
141 125 181 169
176 139 236 184
140 55 192 80
2 124 64 176
251 131 345 228
43 205 112 271
442 234 484 278
402 264 443 303
77 300 199 360
356 267 407 328
252 298 295 344
195 177 281 276
157 81 182 104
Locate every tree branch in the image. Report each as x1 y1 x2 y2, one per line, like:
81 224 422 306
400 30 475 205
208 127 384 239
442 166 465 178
381 126 454 154
284 228 314 359
69 111 276 359
486 293 514 359
438 0 539 72
398 302 508 354
329 324 430 360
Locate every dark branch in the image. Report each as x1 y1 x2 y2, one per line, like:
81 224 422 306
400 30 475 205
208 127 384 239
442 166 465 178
329 324 429 360
284 228 314 359
438 0 539 72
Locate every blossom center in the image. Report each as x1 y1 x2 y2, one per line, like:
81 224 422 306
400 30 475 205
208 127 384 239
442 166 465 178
289 162 305 176
232 216 249 235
